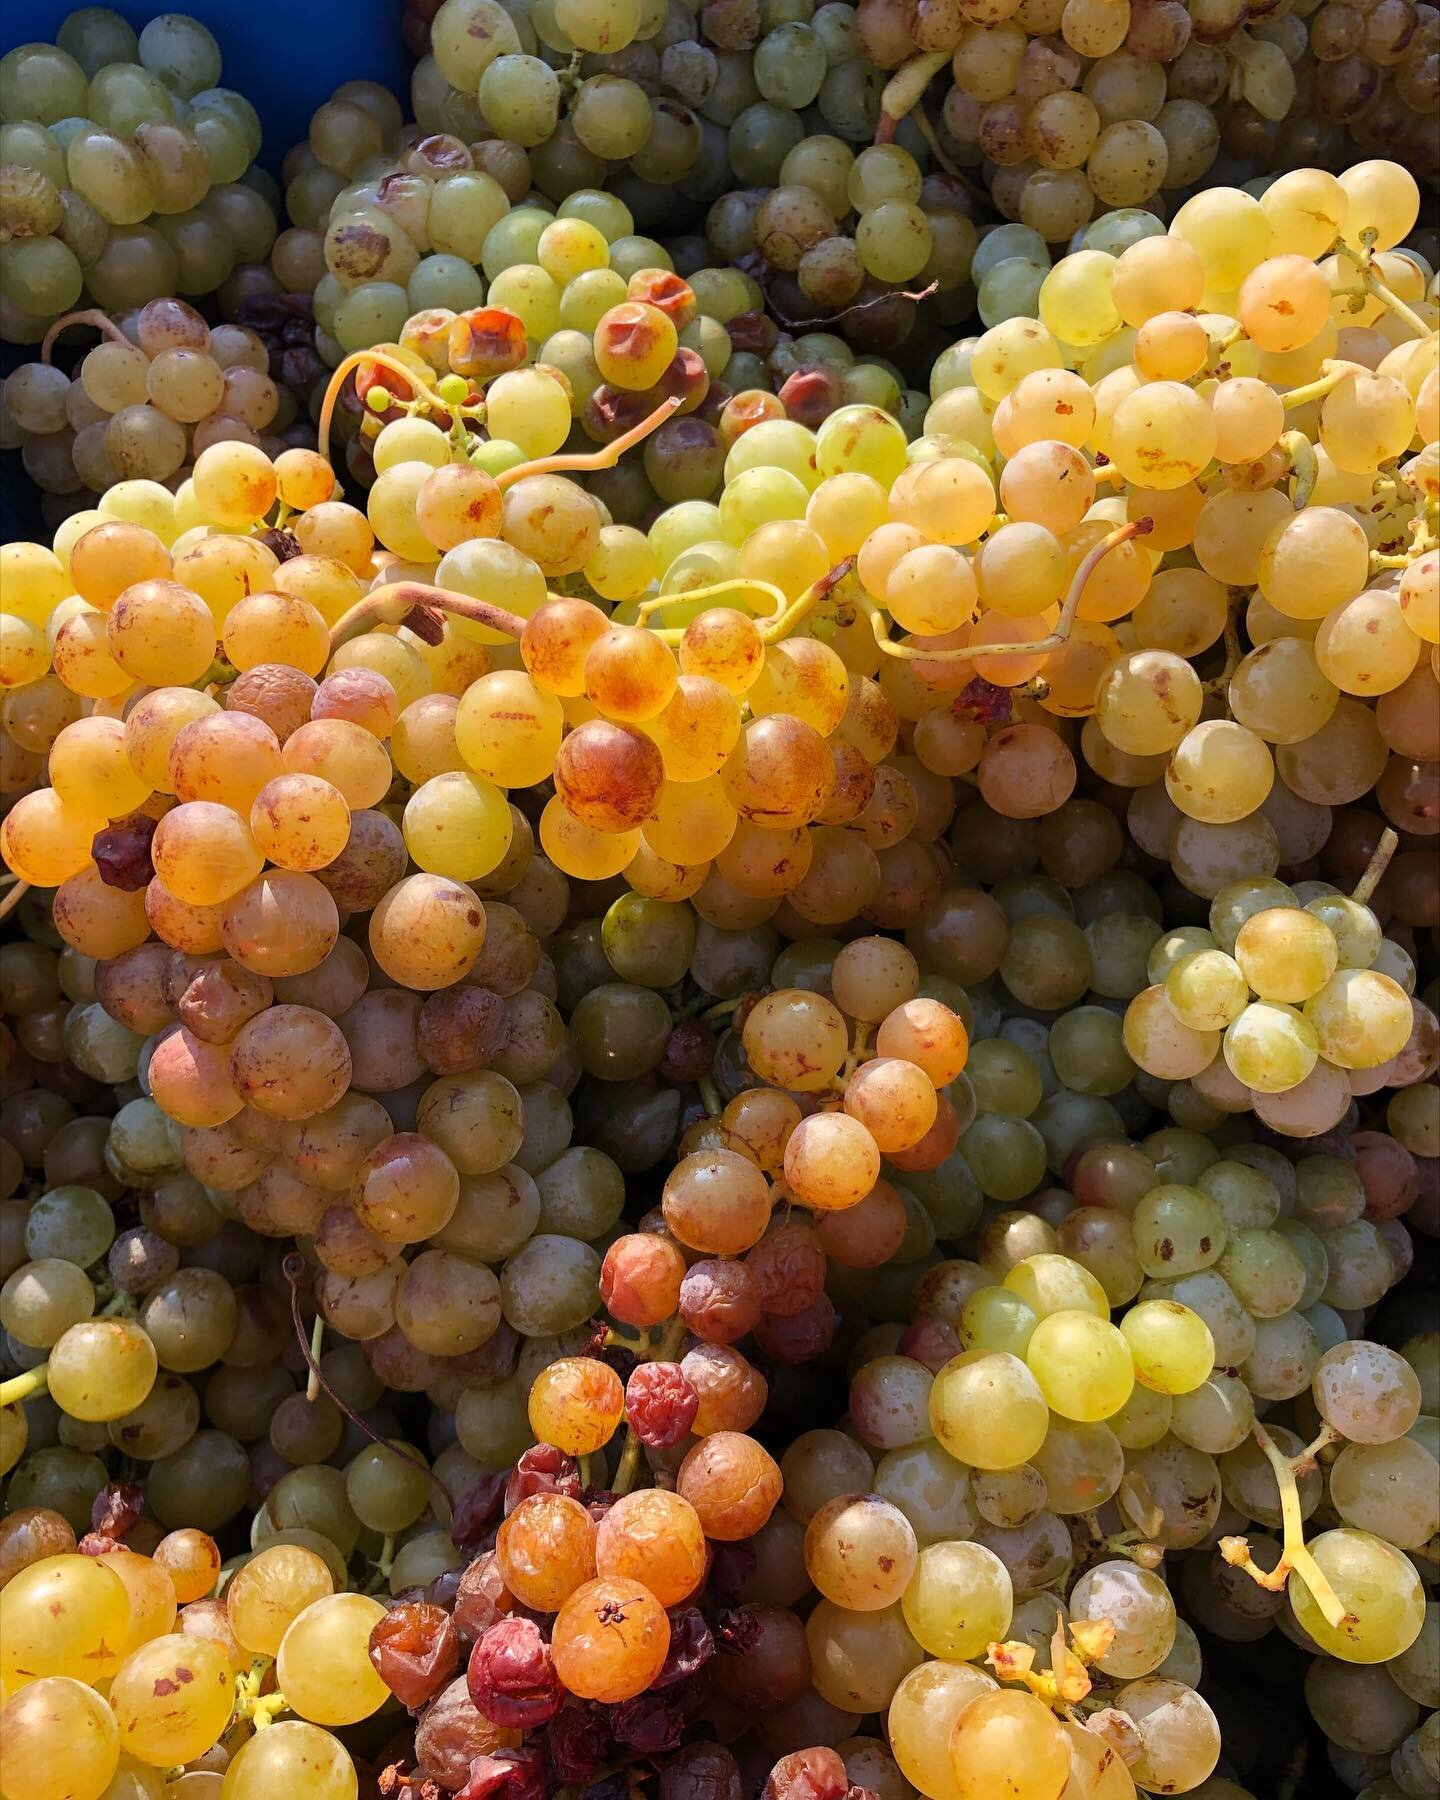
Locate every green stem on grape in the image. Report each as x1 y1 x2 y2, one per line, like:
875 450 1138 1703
762 557 857 642
612 1423 646 1498
281 1252 454 1518
861 518 1150 664
699 1076 723 1117
328 580 528 654
1281 360 1362 411
1351 826 1399 905
611 1316 689 1498
1279 429 1318 510
230 1655 271 1720
318 348 452 466
1371 552 1413 570
907 104 990 209
250 1693 289 1730
873 49 951 142
493 396 682 489
1332 239 1434 339
1293 1422 1344 1472
1220 1423 1347 1628
0 1364 47 1407
639 559 854 645
636 576 789 633
39 307 130 365
1203 603 1244 702
700 996 743 1025
305 1314 324 1404
0 880 29 922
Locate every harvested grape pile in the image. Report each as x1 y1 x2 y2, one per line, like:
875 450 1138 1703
0 5 1438 1800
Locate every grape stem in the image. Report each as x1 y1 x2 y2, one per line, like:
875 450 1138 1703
497 396 681 487
39 307 130 365
873 49 951 142
860 519 1151 664
305 1313 324 1404
317 348 450 465
319 341 681 474
1280 359 1362 411
1202 603 1244 701
643 560 856 646
1279 429 1318 510
765 556 857 641
1351 826 1398 904
907 103 990 207
611 1315 688 1498
637 577 789 632
1332 239 1433 339
699 1076 723 1117
281 1252 454 1516
758 274 939 335
0 880 29 921
1218 1423 1347 1627
328 580 528 654
1293 1422 1344 1473
0 1363 48 1407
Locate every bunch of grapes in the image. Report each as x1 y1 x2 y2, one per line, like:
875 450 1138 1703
414 0 890 221
0 9 280 344
0 112 1438 1800
852 0 1438 257
1 295 323 522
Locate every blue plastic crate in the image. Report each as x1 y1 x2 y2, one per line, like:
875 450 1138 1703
0 0 414 174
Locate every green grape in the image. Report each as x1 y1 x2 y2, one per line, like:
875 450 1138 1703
928 1349 1048 1470
1031 1418 1124 1514
1028 1313 1134 1435
1209 877 1298 952
1329 1440 1440 1550
1131 1185 1227 1279
872 1441 976 1545
1070 1559 1176 1677
1109 1382 1173 1449
754 22 827 106
1215 1227 1307 1318
1121 1299 1215 1396
960 1115 1048 1203
900 1539 1012 1660
1003 1252 1109 1320
1168 1369 1254 1454
960 1284 1038 1357
1289 1529 1426 1664
0 43 89 122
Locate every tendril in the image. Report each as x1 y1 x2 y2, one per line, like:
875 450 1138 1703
40 307 130 365
862 519 1151 664
282 1252 454 1517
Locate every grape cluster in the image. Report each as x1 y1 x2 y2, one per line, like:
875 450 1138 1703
0 10 280 344
855 0 1438 253
1 295 322 523
0 142 1437 1800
